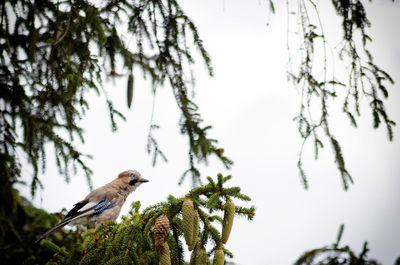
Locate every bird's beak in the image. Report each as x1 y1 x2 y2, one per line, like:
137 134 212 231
140 178 149 183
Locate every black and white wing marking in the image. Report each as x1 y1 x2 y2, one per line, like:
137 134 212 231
63 199 117 221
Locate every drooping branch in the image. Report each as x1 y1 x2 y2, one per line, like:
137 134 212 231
284 0 394 190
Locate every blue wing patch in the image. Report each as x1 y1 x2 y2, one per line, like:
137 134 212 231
93 200 116 214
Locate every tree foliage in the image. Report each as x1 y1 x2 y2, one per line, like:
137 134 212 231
284 0 395 189
0 0 231 218
295 224 382 265
0 188 84 264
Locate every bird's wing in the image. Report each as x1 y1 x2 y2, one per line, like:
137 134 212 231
64 198 117 221
34 199 117 244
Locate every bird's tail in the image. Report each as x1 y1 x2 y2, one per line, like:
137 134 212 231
34 209 95 244
34 219 72 244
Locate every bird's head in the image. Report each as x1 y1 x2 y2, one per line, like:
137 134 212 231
118 170 149 190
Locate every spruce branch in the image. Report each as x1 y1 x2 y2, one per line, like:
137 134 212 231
295 224 381 265
77 173 254 264
284 0 395 190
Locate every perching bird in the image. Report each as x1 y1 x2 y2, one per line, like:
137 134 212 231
35 169 148 244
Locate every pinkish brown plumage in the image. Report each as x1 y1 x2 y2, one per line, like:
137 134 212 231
35 170 148 244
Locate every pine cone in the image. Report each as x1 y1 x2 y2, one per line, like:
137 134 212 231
222 198 235 244
189 245 198 265
127 73 134 108
182 198 195 248
213 248 224 265
189 210 199 251
154 214 170 251
196 247 208 265
190 245 208 265
159 242 171 265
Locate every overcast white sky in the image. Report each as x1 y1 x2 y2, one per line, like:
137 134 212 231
18 1 400 264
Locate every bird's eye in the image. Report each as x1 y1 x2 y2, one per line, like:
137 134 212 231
129 173 135 178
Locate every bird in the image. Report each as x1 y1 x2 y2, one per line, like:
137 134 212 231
35 169 149 244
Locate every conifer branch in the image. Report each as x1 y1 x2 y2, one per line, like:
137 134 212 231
75 173 254 264
295 224 381 265
285 0 395 190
